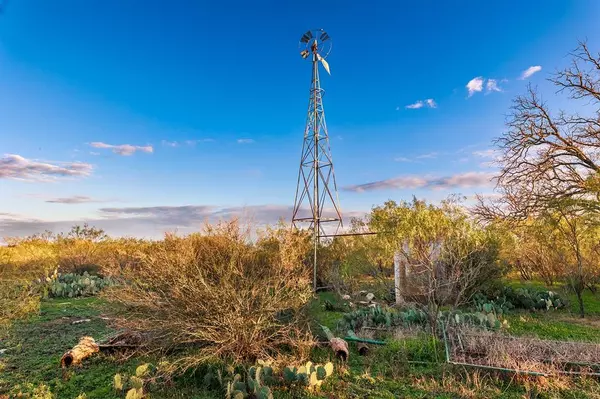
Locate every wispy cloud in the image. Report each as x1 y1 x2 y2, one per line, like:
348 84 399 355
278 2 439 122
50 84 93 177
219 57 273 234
466 77 484 97
237 139 255 144
472 149 499 159
404 98 437 109
45 195 108 204
393 152 438 162
0 154 92 181
405 101 424 109
473 149 501 168
520 65 542 80
344 171 496 193
161 140 178 147
162 139 214 147
415 152 438 159
486 79 502 93
425 99 437 108
186 139 215 145
90 142 153 156
394 152 439 162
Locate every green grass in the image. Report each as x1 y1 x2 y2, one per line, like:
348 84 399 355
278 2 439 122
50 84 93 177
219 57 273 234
307 291 346 332
505 311 600 341
3 290 600 398
0 298 221 399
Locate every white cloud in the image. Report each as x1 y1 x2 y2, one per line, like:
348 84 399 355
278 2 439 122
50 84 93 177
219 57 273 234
45 195 107 204
466 77 484 97
425 99 437 108
0 154 92 181
405 101 424 109
473 149 499 159
237 139 255 144
90 142 153 156
486 79 502 93
405 99 437 109
344 171 496 192
415 152 438 159
520 65 542 80
394 157 412 162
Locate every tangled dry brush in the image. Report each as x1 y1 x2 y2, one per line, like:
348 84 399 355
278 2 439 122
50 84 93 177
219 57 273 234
104 221 316 368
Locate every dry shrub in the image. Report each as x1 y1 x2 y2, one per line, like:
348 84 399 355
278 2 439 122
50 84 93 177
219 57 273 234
0 280 40 336
95 238 150 277
413 372 503 399
104 220 314 369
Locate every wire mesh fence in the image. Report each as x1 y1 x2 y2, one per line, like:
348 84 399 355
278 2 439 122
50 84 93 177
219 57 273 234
443 325 600 376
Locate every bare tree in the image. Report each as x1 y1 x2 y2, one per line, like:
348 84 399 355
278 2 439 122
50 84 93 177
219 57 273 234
486 41 600 217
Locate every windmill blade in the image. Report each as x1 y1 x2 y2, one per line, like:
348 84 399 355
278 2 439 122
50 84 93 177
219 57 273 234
300 30 313 43
317 54 331 75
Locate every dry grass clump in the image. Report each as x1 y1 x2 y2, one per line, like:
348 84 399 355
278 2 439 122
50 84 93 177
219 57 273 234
0 280 40 336
104 220 315 369
447 326 600 375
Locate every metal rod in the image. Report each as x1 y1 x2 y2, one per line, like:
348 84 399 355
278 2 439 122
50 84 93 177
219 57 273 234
318 232 379 238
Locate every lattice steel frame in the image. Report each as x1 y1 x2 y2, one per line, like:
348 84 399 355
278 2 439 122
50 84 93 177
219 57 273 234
292 30 343 290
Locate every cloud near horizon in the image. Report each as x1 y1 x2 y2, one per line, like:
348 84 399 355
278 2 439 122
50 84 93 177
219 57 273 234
45 195 108 204
237 139 255 144
0 204 366 240
89 142 153 156
520 65 542 80
0 154 92 181
344 171 496 193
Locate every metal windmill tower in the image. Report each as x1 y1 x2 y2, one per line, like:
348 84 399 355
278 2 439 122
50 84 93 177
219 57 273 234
292 29 343 291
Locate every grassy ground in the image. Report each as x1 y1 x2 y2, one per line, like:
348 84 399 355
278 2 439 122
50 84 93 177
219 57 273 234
2 290 600 398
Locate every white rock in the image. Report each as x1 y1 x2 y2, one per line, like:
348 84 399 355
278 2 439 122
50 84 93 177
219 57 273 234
366 293 375 302
342 295 351 300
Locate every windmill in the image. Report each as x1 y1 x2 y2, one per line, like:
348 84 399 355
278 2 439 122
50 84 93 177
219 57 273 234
292 29 343 292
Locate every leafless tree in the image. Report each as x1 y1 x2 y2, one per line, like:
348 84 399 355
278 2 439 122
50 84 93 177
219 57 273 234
475 41 600 222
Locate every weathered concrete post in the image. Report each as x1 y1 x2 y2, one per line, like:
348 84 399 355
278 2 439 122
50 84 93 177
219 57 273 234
394 251 402 305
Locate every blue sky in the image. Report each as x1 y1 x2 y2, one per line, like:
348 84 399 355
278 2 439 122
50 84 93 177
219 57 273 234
1 0 599 239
